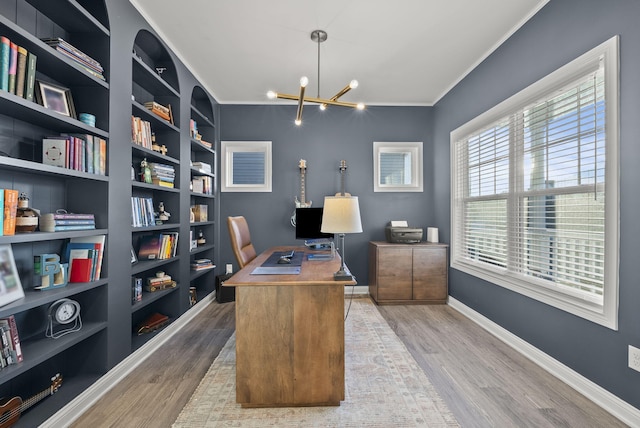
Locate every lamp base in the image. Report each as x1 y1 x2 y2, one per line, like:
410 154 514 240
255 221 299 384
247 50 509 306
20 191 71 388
333 266 353 281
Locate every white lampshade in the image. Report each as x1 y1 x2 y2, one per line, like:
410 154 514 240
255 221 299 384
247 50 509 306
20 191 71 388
321 196 363 234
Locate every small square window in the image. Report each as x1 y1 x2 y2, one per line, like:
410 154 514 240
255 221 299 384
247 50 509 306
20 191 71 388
221 141 272 192
373 142 423 192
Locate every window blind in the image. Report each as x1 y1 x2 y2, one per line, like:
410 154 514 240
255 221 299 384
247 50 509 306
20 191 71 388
232 152 265 185
453 62 606 302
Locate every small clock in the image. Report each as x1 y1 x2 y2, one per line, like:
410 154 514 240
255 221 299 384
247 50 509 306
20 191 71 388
46 298 82 339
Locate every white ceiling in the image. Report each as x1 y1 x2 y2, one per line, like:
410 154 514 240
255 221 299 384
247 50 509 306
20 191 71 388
128 0 548 106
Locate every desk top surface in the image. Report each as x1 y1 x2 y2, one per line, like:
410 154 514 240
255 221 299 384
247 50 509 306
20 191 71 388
224 246 356 287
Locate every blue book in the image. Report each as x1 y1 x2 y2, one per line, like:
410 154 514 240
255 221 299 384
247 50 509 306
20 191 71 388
0 37 10 91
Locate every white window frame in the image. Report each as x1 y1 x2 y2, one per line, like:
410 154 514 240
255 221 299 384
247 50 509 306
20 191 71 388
450 36 619 329
373 141 423 192
221 141 272 192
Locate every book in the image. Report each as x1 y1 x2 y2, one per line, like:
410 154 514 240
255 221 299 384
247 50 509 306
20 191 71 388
69 258 92 282
0 319 15 366
5 315 22 363
40 223 95 232
41 212 95 221
3 189 18 236
7 42 17 94
0 36 9 91
42 138 67 168
137 234 162 260
0 190 3 236
24 51 36 101
15 46 27 98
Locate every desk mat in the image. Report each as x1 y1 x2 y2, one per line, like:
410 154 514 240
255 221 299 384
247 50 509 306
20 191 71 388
251 266 301 275
261 251 304 267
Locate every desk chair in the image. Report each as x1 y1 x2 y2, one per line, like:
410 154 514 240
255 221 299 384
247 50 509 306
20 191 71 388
227 216 257 268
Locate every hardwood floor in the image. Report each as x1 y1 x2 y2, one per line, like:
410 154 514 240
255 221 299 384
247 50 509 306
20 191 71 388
71 296 626 427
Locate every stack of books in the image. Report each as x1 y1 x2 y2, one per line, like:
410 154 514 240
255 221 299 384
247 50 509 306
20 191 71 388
0 36 37 100
40 212 95 232
144 101 172 123
42 38 104 81
191 161 211 173
191 258 214 271
0 315 23 369
145 273 176 292
64 235 106 283
149 162 175 188
192 175 213 195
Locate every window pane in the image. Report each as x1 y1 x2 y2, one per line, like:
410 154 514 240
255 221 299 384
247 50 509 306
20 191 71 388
232 152 265 185
463 199 508 268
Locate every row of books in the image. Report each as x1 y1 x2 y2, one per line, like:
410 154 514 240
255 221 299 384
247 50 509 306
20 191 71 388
144 101 173 123
42 134 107 175
137 232 179 261
0 189 18 236
40 212 96 233
131 197 156 228
189 119 212 148
0 315 23 369
42 37 104 81
192 175 213 195
63 235 105 282
0 35 37 100
131 115 154 149
149 162 175 188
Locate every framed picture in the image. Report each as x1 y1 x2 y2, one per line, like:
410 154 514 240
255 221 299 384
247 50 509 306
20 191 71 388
0 245 25 307
36 81 77 119
131 246 138 264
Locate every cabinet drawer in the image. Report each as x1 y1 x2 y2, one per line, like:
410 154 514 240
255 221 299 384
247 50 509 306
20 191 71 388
377 247 412 300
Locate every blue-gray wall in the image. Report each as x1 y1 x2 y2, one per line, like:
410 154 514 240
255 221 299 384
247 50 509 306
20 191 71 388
432 0 640 409
219 105 433 284
219 0 640 410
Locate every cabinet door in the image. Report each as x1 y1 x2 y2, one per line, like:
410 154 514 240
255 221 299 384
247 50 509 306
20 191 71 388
412 247 448 301
377 247 413 300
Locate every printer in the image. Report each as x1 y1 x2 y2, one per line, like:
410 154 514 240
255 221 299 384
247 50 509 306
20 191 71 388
385 221 423 244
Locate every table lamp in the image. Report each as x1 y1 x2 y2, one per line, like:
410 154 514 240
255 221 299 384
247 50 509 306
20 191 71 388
321 195 362 281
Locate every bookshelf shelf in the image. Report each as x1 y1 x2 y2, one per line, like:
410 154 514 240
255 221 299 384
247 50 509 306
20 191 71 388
131 285 179 313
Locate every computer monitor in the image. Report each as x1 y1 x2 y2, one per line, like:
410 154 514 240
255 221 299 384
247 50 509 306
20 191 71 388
295 207 333 241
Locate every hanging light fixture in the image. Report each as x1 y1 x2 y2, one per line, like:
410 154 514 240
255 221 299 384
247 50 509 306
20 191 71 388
267 30 365 126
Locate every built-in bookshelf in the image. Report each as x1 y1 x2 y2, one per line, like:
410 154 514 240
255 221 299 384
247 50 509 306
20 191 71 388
130 29 182 352
189 86 217 302
0 0 219 424
0 0 110 425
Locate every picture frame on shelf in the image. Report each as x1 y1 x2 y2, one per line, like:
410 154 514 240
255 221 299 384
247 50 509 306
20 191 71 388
0 245 25 307
35 80 77 119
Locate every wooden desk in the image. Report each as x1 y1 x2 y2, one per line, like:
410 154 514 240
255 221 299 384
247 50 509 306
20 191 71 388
224 246 356 408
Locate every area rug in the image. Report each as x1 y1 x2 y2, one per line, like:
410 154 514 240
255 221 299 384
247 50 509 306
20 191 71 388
173 298 459 427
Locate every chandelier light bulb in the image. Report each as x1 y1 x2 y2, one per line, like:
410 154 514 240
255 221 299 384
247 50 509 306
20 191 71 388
319 104 327 111
300 76 309 87
349 80 359 89
267 90 277 99
295 119 302 126
356 103 365 110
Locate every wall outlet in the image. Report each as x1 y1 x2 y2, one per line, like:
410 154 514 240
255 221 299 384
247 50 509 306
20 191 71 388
629 345 640 372
225 263 233 274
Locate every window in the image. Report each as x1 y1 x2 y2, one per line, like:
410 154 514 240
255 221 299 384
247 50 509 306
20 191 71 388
373 142 423 192
450 36 619 329
221 141 272 192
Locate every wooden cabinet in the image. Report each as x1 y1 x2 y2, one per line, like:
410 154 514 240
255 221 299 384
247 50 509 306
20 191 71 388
368 241 448 304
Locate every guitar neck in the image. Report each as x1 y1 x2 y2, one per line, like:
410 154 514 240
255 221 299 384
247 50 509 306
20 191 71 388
20 387 52 413
300 170 306 204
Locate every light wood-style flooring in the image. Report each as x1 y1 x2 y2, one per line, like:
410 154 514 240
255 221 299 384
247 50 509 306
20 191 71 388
71 296 626 427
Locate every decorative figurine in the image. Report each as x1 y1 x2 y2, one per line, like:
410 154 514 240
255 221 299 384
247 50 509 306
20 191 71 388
197 230 206 246
156 202 170 224
16 192 39 233
140 158 152 184
34 253 68 290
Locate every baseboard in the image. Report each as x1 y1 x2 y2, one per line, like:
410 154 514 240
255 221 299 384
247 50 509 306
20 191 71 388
448 296 640 427
345 284 368 295
41 293 217 428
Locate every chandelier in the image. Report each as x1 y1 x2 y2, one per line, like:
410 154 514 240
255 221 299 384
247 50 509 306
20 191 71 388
267 30 365 126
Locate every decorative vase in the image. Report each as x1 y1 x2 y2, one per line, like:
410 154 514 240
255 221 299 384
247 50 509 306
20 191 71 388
16 192 38 232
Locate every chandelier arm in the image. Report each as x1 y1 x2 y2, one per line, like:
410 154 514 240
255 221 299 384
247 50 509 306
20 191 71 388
275 93 362 109
295 85 306 124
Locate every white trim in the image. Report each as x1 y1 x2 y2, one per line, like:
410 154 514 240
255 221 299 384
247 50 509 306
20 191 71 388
450 36 619 329
41 294 217 428
448 297 640 427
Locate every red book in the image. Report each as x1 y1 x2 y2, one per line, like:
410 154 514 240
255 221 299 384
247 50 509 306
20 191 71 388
69 258 92 282
3 189 18 236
